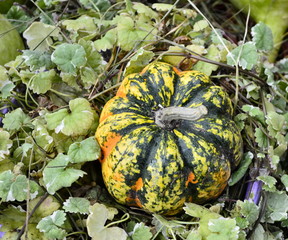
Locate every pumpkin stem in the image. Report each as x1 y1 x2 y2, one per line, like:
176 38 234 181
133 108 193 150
154 105 208 129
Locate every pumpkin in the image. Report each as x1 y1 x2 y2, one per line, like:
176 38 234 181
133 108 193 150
95 62 242 215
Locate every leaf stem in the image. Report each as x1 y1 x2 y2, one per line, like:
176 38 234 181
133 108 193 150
89 83 121 101
151 226 163 240
104 213 130 228
16 192 49 240
172 220 199 225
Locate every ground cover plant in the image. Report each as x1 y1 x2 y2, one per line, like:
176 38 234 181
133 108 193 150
0 0 287 239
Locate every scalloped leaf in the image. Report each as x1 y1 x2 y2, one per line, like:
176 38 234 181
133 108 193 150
125 48 154 75
36 210 67 239
227 42 258 70
29 69 57 94
0 170 40 202
51 43 87 74
251 22 274 51
46 98 96 136
43 154 86 194
68 137 101 163
22 50 55 71
207 218 239 240
115 15 156 51
2 108 32 131
63 197 90 214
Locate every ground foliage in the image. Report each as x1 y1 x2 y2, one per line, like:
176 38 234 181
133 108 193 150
0 0 288 239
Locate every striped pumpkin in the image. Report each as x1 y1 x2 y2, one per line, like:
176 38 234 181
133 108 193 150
95 62 242 215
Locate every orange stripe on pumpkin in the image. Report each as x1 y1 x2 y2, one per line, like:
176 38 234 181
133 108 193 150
131 177 144 191
100 132 122 163
172 66 182 75
112 172 125 182
126 196 143 208
116 83 126 98
185 172 198 187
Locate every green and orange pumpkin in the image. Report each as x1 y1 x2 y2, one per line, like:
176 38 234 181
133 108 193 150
95 62 242 215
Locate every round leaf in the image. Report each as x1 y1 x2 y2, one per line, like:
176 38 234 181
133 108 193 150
68 137 101 163
46 98 96 136
51 43 87 74
227 42 258 70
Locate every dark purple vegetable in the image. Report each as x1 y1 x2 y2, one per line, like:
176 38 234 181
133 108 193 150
245 180 263 204
0 107 9 127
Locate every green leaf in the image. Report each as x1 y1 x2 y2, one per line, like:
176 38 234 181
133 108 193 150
79 39 105 69
68 137 101 163
249 224 265 240
193 44 220 76
186 231 202 240
152 214 184 237
2 108 31 131
22 50 54 71
125 48 155 75
0 130 13 161
6 6 30 33
133 2 158 19
29 195 61 219
251 22 274 51
51 132 84 154
266 111 286 138
79 0 111 12
63 197 90 214
184 203 221 239
151 3 174 11
235 200 260 225
36 210 67 239
229 152 253 186
193 19 209 31
275 58 288 73
87 203 127 240
0 170 40 202
227 42 258 70
281 175 288 191
265 192 288 222
23 22 60 51
242 105 265 125
29 69 57 94
80 67 97 87
254 128 268 148
115 16 156 51
62 15 97 40
131 222 153 240
207 218 239 240
60 72 79 89
94 29 117 51
242 79 260 100
0 65 14 98
51 43 87 74
46 98 96 136
0 81 14 99
32 119 54 152
257 175 277 192
43 154 86 194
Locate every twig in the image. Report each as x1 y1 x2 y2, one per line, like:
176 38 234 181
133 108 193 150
16 192 49 240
